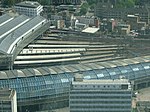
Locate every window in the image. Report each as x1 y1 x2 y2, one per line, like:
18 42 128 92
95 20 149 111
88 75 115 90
121 84 128 89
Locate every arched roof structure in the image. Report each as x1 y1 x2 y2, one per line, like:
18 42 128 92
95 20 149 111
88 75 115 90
0 56 149 111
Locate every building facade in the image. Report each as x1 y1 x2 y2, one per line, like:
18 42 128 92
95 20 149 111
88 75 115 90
0 89 17 112
70 79 132 112
14 1 43 17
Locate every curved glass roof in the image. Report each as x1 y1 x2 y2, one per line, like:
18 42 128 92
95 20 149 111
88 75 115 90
0 56 150 79
0 56 149 108
0 56 149 79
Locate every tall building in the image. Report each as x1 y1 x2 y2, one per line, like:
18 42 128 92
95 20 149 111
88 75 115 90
14 1 43 17
0 89 17 112
70 79 132 112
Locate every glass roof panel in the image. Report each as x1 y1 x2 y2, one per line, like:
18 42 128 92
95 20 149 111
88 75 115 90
142 63 150 70
73 65 85 71
17 70 26 78
65 66 79 72
42 67 51 74
96 73 104 78
83 70 97 79
33 69 42 76
36 67 49 75
123 59 135 65
82 64 93 70
110 60 123 66
59 74 69 83
143 56 150 60
47 67 57 74
134 57 145 62
97 62 112 68
106 62 117 68
99 69 110 77
61 78 69 82
127 59 140 64
5 71 16 79
86 63 99 69
21 69 35 77
61 66 72 72
52 66 64 74
117 60 128 66
88 63 104 69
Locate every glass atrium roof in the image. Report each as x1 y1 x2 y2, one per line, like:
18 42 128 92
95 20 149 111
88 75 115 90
0 55 149 80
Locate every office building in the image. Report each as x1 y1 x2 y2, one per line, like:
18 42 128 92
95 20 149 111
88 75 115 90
0 89 17 112
14 1 43 17
70 79 132 112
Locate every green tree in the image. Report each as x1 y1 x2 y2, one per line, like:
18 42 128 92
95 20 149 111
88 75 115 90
87 0 97 10
1 0 15 7
115 0 136 8
79 2 89 15
87 0 97 5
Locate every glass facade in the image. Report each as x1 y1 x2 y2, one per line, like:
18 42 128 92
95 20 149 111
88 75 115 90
0 56 149 111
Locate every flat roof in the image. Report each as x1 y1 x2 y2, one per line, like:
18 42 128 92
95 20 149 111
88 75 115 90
82 27 99 33
72 79 130 85
15 1 41 8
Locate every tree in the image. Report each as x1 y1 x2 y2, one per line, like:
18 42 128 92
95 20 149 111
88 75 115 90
79 2 89 15
115 0 136 8
1 0 16 7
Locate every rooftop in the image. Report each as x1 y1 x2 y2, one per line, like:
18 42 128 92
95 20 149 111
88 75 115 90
72 79 130 85
82 27 99 33
15 1 41 8
0 15 46 54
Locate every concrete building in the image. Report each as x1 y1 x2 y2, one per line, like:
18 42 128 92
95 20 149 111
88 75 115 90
14 1 43 17
70 79 132 112
0 89 17 112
